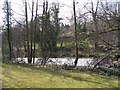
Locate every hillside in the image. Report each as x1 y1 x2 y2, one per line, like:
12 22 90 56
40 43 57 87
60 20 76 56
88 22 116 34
2 64 119 88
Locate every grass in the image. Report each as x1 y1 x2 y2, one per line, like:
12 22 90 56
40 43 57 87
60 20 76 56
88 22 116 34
57 42 75 47
57 41 91 48
0 63 2 84
2 63 119 88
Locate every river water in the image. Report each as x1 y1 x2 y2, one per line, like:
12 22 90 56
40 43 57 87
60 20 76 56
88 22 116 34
15 57 120 72
16 57 94 66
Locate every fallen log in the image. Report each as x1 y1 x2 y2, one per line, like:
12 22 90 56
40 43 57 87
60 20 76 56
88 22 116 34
94 49 119 68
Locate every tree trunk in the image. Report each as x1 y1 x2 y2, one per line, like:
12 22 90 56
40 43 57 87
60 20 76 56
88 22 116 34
30 1 34 63
6 1 12 60
40 0 48 66
33 0 38 64
25 0 31 63
91 1 99 52
73 0 79 67
117 2 120 59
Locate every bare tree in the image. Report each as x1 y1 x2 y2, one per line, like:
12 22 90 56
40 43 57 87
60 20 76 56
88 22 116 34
40 0 49 65
91 0 99 51
33 0 38 64
24 0 30 63
117 1 120 59
93 1 120 67
30 0 34 63
5 0 13 60
73 0 78 67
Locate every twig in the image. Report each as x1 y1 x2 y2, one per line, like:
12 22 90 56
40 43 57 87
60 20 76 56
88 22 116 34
101 38 118 48
11 16 25 27
99 28 119 34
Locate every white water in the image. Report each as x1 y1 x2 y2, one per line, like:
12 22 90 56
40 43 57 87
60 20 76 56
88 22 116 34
15 57 94 66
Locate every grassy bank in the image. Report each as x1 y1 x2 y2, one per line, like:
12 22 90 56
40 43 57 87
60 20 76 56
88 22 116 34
2 63 119 88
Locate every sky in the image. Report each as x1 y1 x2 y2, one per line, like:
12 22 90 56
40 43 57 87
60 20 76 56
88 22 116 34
0 0 119 26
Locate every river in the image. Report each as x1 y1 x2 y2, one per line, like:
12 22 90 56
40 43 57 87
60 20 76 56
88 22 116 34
16 57 94 66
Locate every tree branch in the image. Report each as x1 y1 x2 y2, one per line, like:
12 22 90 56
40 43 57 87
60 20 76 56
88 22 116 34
101 38 118 48
94 49 119 67
99 28 119 34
